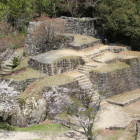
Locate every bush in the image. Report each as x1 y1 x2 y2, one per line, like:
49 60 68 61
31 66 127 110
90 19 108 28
12 56 20 68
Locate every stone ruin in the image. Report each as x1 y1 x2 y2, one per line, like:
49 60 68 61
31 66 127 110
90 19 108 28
24 17 96 56
90 58 140 98
2 16 140 130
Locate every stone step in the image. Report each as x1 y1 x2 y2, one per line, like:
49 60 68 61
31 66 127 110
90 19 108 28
78 70 89 74
1 68 12 72
79 82 93 86
78 65 93 69
1 69 12 72
78 82 91 85
1 65 12 69
78 67 91 70
84 64 97 68
76 76 87 80
78 78 90 81
78 78 90 82
92 59 103 63
0 71 12 75
78 84 93 89
78 68 92 72
2 50 15 61
2 61 13 65
79 85 93 89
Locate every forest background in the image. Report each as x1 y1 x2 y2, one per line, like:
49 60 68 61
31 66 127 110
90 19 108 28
0 0 140 51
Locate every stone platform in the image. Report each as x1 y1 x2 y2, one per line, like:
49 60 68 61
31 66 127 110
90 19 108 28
28 50 84 76
107 89 140 106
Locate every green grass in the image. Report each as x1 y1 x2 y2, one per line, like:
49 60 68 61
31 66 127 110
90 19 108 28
108 89 140 103
13 57 28 71
0 122 69 136
20 75 72 97
5 67 46 80
14 123 69 134
92 62 129 73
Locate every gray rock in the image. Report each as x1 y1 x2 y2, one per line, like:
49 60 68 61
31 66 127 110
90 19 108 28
9 97 47 127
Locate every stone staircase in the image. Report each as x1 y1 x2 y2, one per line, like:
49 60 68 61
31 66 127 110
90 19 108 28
0 49 15 76
0 59 13 76
75 75 100 104
78 64 97 74
82 49 107 64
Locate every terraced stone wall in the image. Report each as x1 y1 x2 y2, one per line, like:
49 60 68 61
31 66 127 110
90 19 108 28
89 58 140 97
67 39 101 51
24 20 74 56
24 17 95 56
28 56 84 76
60 17 95 36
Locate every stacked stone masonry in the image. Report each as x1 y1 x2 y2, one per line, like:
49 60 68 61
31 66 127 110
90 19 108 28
28 56 84 76
89 58 140 97
68 39 101 51
60 17 95 36
24 17 95 56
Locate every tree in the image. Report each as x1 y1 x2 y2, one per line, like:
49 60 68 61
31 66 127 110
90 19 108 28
0 0 34 29
31 18 65 52
0 80 19 119
98 0 140 49
44 86 103 140
65 0 81 17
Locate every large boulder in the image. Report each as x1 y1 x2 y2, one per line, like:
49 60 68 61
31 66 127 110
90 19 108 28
9 97 47 127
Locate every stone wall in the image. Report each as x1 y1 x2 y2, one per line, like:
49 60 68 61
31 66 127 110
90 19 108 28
89 58 140 97
67 39 101 51
60 17 95 36
28 56 84 76
24 17 95 56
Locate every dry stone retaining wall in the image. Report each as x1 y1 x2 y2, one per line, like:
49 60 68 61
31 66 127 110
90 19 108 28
24 17 95 56
28 56 84 76
68 39 101 51
89 58 140 97
60 17 95 36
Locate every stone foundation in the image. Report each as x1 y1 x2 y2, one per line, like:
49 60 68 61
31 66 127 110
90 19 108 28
28 56 84 76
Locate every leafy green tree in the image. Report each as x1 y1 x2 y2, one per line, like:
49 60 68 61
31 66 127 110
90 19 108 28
0 0 34 29
98 0 140 49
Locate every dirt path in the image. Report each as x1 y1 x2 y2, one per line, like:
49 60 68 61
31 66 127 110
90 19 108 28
0 129 87 140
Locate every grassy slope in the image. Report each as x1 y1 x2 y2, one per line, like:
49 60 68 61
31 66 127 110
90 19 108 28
0 122 69 136
92 62 130 73
20 75 72 98
5 67 46 80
